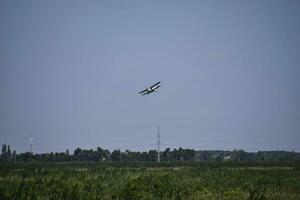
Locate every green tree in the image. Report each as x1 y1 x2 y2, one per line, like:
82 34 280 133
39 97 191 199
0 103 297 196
12 150 16 163
97 147 110 161
7 145 11 160
111 149 121 161
162 148 171 161
74 148 82 160
148 150 157 161
1 143 7 161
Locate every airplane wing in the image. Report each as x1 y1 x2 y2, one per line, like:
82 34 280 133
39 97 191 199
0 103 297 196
150 81 161 89
139 89 148 94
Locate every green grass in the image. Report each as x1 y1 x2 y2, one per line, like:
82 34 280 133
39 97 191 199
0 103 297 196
0 162 299 200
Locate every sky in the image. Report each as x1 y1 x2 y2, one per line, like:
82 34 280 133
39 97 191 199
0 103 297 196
1 0 300 153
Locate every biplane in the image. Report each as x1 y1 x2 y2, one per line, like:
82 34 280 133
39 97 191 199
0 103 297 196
139 81 161 95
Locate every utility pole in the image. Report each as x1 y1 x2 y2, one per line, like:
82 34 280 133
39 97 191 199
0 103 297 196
29 133 33 153
157 125 160 162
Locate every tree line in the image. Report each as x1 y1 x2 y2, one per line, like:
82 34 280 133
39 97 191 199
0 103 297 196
1 143 300 163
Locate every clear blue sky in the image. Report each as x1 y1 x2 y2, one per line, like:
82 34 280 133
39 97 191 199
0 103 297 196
1 0 300 153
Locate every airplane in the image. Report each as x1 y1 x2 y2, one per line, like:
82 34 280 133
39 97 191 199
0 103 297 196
139 81 161 95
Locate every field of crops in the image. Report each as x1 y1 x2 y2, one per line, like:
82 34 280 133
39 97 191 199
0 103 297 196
0 162 299 200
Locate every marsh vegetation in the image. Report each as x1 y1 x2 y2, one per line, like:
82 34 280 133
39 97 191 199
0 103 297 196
0 162 299 200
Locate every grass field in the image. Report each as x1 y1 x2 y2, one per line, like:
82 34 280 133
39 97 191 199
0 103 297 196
0 162 299 200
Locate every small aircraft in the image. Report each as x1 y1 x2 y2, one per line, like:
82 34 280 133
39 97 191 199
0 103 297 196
139 81 161 95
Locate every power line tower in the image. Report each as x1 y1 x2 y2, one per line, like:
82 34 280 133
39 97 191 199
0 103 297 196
29 133 33 153
157 125 160 162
